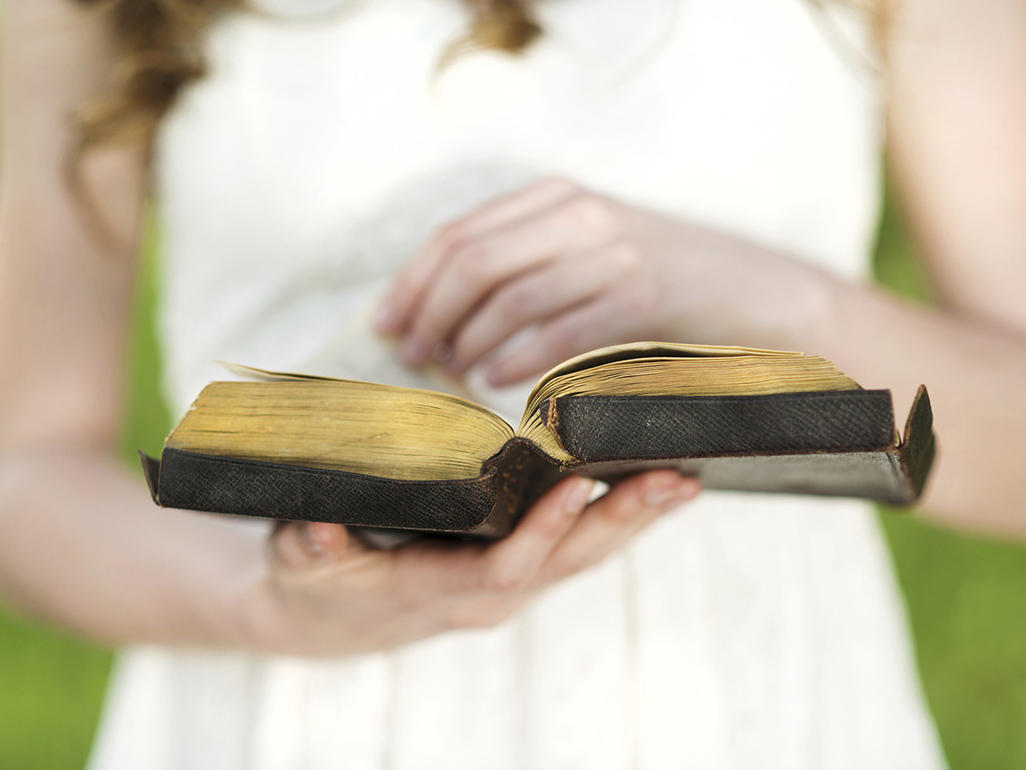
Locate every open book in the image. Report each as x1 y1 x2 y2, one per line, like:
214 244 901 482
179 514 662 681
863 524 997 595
140 342 936 538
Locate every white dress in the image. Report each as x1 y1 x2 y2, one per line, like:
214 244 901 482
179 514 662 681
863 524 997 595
88 1 947 767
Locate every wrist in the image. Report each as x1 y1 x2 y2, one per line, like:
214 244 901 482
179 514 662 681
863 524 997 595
661 222 854 353
186 530 285 653
230 568 289 654
664 247 848 353
230 564 339 658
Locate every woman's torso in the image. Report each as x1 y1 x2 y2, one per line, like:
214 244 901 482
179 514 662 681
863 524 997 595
88 1 945 767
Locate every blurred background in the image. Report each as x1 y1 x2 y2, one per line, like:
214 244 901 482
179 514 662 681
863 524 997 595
1 186 1025 768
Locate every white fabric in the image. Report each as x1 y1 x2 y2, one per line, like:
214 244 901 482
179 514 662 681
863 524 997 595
88 0 946 767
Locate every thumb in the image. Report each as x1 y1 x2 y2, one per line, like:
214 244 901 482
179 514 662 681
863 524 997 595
269 521 350 572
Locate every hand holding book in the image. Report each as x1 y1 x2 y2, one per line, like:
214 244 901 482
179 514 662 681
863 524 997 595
255 471 698 656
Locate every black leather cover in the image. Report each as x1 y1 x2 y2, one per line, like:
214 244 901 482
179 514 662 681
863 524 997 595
141 386 935 539
542 389 898 458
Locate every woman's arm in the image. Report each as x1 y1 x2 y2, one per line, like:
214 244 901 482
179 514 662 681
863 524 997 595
0 0 267 646
0 0 697 652
823 0 1026 535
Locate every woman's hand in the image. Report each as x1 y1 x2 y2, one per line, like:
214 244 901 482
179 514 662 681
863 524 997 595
253 471 699 657
376 177 837 386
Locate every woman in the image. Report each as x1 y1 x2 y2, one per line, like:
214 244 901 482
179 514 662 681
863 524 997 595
1 0 1024 767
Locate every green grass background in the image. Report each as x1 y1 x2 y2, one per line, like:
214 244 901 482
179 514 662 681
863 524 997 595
1 188 1025 768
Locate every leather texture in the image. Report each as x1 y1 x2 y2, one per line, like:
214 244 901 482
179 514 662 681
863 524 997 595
146 447 504 534
898 384 936 501
142 387 935 539
544 389 897 459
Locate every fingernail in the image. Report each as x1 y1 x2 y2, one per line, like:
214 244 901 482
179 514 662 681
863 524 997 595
643 478 680 507
374 303 399 333
485 365 509 387
401 337 429 365
298 522 324 558
647 478 701 508
433 341 452 363
675 478 701 501
565 478 594 514
644 489 677 507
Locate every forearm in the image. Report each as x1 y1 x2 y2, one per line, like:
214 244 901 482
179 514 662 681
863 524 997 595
0 447 268 648
797 276 1026 536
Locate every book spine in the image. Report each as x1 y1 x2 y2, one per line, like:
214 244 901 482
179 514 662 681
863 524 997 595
477 437 567 537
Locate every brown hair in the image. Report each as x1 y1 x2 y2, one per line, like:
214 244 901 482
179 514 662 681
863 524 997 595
72 0 542 157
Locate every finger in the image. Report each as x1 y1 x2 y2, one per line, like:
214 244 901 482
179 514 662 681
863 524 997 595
437 176 579 243
397 208 589 366
268 521 350 573
375 176 577 335
447 242 640 376
472 475 595 593
397 475 593 597
484 292 640 386
541 472 700 582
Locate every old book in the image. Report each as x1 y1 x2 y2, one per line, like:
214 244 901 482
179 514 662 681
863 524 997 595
140 342 936 539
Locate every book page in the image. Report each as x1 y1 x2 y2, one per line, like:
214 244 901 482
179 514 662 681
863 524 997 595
168 380 515 480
